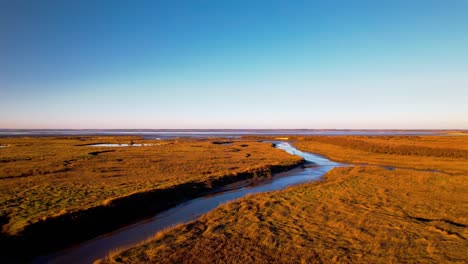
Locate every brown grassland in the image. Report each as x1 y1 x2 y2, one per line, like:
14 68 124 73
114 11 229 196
0 136 302 258
104 136 468 263
293 136 468 174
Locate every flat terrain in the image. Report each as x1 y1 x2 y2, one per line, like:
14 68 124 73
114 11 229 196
104 136 468 263
0 137 302 236
293 136 468 174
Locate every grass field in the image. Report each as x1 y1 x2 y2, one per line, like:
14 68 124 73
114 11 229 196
0 137 302 237
104 136 468 263
293 136 468 174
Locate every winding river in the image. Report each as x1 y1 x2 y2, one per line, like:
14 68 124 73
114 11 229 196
38 142 343 264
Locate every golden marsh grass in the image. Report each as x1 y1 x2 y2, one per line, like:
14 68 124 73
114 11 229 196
104 136 468 263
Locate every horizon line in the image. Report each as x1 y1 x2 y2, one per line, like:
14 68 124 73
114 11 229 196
0 128 466 131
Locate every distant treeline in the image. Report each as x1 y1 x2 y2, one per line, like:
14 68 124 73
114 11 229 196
298 137 468 159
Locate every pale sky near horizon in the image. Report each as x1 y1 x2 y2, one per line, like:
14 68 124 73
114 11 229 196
1 0 468 129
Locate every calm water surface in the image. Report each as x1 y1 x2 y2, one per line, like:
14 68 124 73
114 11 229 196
87 143 156 147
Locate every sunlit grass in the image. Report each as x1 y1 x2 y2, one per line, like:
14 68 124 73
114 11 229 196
293 136 468 174
0 136 302 235
104 136 468 263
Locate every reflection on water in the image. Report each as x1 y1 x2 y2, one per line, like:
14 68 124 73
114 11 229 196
86 143 155 147
42 142 343 264
274 141 340 166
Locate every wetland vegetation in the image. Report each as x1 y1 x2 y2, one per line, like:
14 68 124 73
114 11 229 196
0 136 302 261
103 135 468 263
1 135 466 263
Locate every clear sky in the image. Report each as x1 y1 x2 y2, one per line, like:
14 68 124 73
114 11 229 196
1 0 467 129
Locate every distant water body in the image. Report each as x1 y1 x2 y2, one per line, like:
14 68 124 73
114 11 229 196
0 129 439 139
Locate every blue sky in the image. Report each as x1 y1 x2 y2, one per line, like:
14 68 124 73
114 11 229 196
1 0 467 129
